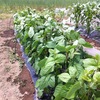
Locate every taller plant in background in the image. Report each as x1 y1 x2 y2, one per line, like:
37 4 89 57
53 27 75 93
83 2 97 34
72 2 99 35
72 3 83 28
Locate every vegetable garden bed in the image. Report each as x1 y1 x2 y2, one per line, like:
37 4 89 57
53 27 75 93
14 2 100 100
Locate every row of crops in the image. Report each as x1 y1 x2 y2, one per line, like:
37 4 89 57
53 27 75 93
14 2 100 100
72 2 100 35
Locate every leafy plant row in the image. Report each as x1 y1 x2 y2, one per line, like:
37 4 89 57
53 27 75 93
72 2 100 34
14 8 100 100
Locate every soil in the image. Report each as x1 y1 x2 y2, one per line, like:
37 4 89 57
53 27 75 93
81 35 100 50
0 18 35 100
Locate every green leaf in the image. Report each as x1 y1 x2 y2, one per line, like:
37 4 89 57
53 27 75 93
36 77 45 89
69 66 77 77
94 55 100 66
55 54 66 63
54 84 68 100
46 41 56 48
58 73 71 83
38 58 47 68
54 36 65 45
37 89 43 98
36 74 55 89
54 94 62 100
34 59 40 74
28 27 34 38
78 38 92 48
85 66 97 71
65 82 81 99
40 57 55 76
49 49 59 56
82 70 93 82
48 75 55 87
70 30 79 40
54 84 63 97
66 45 76 52
78 38 86 45
25 44 30 54
93 72 100 83
56 45 66 52
40 61 55 76
73 40 78 45
83 42 93 48
23 32 29 41
37 44 45 56
83 58 97 67
31 40 39 51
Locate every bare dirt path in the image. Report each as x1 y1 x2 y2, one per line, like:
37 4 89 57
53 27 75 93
0 18 34 100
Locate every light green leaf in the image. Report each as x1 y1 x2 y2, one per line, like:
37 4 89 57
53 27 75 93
28 27 34 38
46 41 56 48
93 72 100 83
82 70 93 82
37 89 43 98
73 40 78 45
78 38 86 45
69 66 77 77
58 73 71 83
94 55 100 66
83 58 97 67
85 66 97 71
55 54 66 63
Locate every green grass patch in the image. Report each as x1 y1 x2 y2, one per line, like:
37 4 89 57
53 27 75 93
0 0 98 13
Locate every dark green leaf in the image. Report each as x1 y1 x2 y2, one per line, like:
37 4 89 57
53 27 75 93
38 58 47 68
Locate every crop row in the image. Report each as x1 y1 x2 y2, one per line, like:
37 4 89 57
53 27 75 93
14 6 100 100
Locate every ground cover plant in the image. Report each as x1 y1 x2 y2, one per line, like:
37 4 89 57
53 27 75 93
14 6 100 100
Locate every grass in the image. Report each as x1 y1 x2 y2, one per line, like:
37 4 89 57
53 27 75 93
0 0 98 13
0 13 12 19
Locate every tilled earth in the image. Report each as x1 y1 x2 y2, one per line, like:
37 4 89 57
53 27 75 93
0 18 35 100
